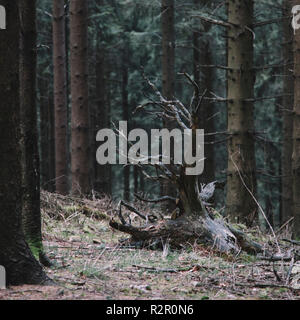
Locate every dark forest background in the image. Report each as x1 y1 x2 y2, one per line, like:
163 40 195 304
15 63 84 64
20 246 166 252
37 0 286 229
2 0 300 287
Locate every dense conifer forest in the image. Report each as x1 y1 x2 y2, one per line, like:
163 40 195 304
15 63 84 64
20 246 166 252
0 0 300 301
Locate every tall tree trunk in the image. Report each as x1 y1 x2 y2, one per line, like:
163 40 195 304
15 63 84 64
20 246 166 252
105 64 112 195
265 144 275 230
122 50 130 201
48 91 56 192
38 77 51 190
65 1 71 190
53 0 68 195
226 0 257 226
19 0 50 266
161 0 175 101
282 0 294 225
161 0 176 210
70 0 90 195
194 0 215 184
94 46 111 194
199 43 215 184
0 0 49 285
292 0 300 238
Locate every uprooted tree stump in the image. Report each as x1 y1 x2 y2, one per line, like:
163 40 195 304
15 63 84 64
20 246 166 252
109 199 264 255
109 73 265 256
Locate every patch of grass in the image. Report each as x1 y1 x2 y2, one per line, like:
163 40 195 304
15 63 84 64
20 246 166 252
77 266 110 280
32 192 300 301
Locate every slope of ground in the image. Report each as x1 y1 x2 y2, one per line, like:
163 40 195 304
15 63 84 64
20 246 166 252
0 191 299 300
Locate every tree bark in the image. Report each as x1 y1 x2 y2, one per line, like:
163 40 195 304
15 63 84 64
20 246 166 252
122 47 130 201
19 0 50 266
70 0 90 195
53 0 68 195
94 45 111 195
194 0 215 185
282 0 294 225
292 0 300 238
105 64 112 195
38 77 51 190
161 0 176 210
48 90 56 192
0 0 50 285
226 0 257 226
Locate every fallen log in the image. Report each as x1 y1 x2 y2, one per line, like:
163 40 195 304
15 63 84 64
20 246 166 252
109 212 264 255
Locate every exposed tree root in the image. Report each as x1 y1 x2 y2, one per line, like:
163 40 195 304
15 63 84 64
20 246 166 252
110 212 264 255
109 73 268 257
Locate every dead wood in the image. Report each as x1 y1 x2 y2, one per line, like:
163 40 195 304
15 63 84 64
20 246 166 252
110 212 261 254
109 73 270 257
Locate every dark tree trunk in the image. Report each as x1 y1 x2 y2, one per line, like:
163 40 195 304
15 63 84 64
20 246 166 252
19 0 50 266
94 45 111 195
282 0 294 225
122 49 130 201
38 77 51 190
161 0 175 105
105 65 112 195
265 144 275 230
48 91 56 192
194 0 215 185
70 0 90 195
226 0 257 226
0 0 50 285
65 1 71 191
292 0 300 238
161 0 176 210
53 0 68 195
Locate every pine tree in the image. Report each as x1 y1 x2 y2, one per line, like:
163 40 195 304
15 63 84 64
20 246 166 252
292 0 300 238
282 0 293 225
0 0 49 285
194 0 215 184
161 0 176 209
226 0 257 226
53 0 68 195
19 0 51 266
70 0 90 195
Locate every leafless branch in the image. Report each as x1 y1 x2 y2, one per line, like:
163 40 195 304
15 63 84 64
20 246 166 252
191 15 234 28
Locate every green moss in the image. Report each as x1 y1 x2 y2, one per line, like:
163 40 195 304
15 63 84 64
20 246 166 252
26 238 43 260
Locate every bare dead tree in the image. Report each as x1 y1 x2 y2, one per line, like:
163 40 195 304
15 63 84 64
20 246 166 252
109 73 265 255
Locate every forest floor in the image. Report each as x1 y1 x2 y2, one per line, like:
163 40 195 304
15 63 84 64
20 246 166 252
0 191 300 300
